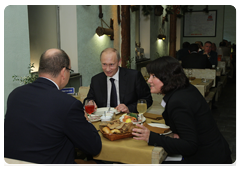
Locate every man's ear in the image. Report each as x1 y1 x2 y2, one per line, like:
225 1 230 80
60 67 66 80
118 58 122 66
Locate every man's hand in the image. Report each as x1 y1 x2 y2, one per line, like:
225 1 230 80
166 133 180 139
84 111 89 121
203 52 210 58
116 104 129 113
94 102 97 112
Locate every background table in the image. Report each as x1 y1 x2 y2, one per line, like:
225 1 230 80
191 78 213 97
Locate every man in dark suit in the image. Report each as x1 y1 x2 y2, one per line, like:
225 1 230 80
176 41 190 61
85 48 152 113
181 43 212 69
4 49 101 164
199 41 218 67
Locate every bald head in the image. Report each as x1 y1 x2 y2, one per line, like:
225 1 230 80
38 48 70 78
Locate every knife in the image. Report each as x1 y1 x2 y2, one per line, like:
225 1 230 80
151 121 164 124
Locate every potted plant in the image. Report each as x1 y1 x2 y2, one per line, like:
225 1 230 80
12 63 38 85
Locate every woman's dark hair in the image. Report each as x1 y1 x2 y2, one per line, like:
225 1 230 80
146 56 189 94
38 49 70 78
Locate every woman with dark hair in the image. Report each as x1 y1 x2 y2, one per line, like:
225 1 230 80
132 56 232 164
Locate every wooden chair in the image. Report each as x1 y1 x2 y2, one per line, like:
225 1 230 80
147 93 165 115
141 67 149 81
4 157 36 164
218 61 227 75
222 56 231 67
78 86 90 103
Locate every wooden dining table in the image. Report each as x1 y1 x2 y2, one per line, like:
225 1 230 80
91 113 168 164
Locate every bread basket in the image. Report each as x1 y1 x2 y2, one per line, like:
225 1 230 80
99 127 133 141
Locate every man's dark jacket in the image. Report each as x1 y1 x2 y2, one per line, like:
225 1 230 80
181 53 212 69
4 77 102 164
85 67 153 113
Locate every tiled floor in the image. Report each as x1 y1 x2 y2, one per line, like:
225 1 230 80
211 77 236 163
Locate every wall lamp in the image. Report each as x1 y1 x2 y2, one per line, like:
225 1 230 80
96 18 114 40
157 34 166 40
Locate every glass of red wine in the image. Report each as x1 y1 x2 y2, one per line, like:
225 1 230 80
84 99 95 118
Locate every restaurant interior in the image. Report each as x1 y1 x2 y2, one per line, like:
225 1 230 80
4 5 236 164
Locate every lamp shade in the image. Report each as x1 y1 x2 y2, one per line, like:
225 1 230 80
96 27 113 37
157 34 166 40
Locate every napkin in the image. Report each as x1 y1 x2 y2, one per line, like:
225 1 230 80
143 112 163 120
143 122 171 134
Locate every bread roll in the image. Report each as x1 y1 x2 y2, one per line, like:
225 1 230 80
110 129 121 134
102 127 111 134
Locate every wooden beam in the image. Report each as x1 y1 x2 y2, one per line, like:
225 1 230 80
169 5 180 58
121 5 130 68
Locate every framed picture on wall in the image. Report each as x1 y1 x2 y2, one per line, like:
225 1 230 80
183 10 217 37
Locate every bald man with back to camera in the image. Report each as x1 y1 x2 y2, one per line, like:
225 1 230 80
4 48 101 164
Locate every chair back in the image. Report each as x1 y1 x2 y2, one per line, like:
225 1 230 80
217 61 227 74
140 67 149 81
222 56 231 67
78 86 90 103
147 93 165 115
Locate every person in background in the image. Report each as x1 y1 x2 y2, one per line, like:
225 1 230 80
85 47 152 113
132 56 232 164
218 41 231 57
223 39 231 48
176 42 190 61
231 43 236 80
181 43 212 69
211 43 217 52
4 48 102 164
199 41 218 67
195 41 203 51
231 43 236 61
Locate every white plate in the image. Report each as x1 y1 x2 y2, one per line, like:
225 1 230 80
119 114 146 124
94 107 120 116
148 123 172 135
88 115 101 123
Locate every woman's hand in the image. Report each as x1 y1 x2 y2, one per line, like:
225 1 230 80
132 124 150 142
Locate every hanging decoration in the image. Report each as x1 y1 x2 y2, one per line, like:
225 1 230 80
95 5 114 40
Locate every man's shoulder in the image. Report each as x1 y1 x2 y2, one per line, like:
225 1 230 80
184 53 199 59
210 51 217 56
195 53 206 58
92 72 106 79
120 67 138 74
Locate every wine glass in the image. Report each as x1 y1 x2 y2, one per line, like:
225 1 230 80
84 99 95 118
185 69 189 78
188 69 192 82
137 99 147 124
